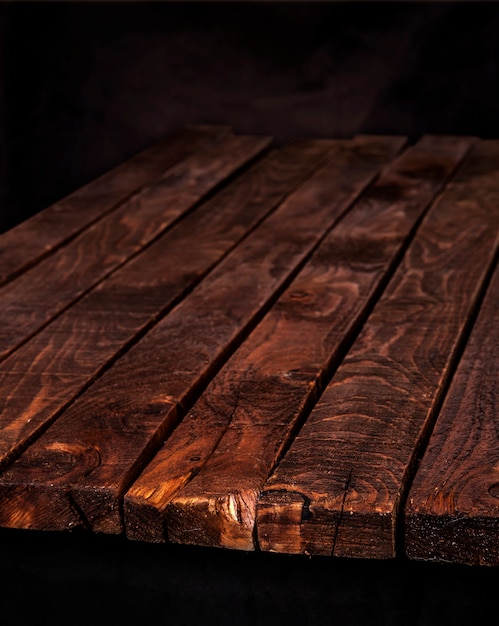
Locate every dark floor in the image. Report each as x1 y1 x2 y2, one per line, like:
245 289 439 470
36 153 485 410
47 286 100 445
1 526 499 626
2 2 499 232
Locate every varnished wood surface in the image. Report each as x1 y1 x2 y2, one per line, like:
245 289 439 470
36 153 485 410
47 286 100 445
0 126 496 565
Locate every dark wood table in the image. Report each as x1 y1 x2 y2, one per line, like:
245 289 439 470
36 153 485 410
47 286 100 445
0 125 497 569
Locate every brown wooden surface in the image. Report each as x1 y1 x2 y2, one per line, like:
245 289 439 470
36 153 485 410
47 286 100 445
0 131 270 361
405 263 499 566
0 139 331 472
257 138 498 558
124 135 470 547
0 135 400 534
0 126 220 287
0 130 497 565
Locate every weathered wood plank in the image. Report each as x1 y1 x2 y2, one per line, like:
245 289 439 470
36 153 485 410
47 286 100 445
0 139 331 470
0 125 221 287
0 131 270 360
124 135 473 548
405 263 499 566
256 139 499 559
0 136 403 535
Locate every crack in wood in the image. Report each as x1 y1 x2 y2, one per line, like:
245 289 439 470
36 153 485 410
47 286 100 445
331 469 353 557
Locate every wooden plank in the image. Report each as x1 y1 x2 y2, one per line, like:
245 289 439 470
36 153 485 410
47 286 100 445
0 139 332 470
123 135 473 548
0 125 221 287
405 263 499 566
0 131 271 361
0 135 403 535
256 138 499 559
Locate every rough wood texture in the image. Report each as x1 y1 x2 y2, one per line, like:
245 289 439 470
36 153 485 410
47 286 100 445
0 131 270 361
0 126 220 287
0 139 331 471
124 135 471 547
256 139 499 559
0 136 401 534
405 263 499 566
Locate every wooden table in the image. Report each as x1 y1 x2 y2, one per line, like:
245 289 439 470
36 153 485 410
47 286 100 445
0 125 496 566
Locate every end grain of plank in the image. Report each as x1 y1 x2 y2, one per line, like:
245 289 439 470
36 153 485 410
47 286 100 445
256 138 498 559
0 136 401 535
125 135 471 548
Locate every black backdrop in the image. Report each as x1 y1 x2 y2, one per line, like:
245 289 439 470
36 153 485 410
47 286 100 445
2 526 499 626
2 1 499 232
1 3 499 624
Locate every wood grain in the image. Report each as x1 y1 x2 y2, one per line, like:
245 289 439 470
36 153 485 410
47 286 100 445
0 139 331 471
405 263 499 566
124 135 472 548
256 138 499 559
0 132 271 361
0 136 402 535
0 126 220 287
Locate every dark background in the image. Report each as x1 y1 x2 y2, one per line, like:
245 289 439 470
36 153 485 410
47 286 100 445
2 1 499 232
1 2 499 624
2 526 499 626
